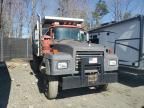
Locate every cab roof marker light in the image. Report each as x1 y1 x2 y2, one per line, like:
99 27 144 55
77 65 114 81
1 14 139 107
54 22 59 25
77 24 82 27
44 16 84 22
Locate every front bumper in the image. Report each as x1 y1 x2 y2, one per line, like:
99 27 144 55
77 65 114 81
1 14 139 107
62 72 118 90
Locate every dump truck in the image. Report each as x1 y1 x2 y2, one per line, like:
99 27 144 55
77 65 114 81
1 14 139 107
32 16 118 99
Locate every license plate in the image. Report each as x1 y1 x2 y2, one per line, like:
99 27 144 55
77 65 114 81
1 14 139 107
88 73 98 85
89 58 97 64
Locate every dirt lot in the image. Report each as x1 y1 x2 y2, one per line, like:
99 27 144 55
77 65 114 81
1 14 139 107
0 60 144 108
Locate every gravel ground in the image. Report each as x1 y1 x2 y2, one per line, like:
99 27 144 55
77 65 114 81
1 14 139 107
0 60 144 108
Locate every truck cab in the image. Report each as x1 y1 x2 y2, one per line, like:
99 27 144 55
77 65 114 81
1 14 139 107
32 16 118 99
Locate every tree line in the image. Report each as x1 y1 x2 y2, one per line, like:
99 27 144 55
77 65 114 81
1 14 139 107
0 0 143 38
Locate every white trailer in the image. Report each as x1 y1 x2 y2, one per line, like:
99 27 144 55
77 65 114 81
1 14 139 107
89 15 144 75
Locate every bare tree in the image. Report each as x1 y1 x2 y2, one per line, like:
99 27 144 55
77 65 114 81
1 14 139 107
109 0 134 21
0 0 3 29
0 0 30 38
11 0 28 38
57 0 89 30
58 0 88 18
1 0 12 37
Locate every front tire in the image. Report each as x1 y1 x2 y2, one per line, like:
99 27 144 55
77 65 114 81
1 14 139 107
45 77 58 99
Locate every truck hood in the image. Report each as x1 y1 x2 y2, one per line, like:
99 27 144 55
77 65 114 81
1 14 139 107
53 40 105 56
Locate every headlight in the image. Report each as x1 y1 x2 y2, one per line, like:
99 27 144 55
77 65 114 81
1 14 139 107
57 62 68 69
109 60 117 66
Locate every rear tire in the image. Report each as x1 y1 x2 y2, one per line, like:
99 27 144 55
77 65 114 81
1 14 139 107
45 77 58 99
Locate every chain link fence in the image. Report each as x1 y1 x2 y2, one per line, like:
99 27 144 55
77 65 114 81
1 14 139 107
0 35 32 61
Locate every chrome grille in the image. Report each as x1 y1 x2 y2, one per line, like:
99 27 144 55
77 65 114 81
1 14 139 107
75 51 104 71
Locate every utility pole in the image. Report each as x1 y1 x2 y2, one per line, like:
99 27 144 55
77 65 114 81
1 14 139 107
8 0 12 38
31 0 36 39
0 0 3 61
0 0 3 28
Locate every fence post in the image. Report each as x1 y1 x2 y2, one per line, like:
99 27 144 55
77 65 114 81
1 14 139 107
0 31 3 62
26 38 29 58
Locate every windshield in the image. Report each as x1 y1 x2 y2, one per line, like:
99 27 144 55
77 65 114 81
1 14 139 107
42 28 48 35
54 27 86 41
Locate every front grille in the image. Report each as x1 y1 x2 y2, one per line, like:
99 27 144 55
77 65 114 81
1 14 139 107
75 51 104 71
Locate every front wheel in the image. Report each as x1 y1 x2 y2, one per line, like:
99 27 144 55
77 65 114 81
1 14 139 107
45 77 59 99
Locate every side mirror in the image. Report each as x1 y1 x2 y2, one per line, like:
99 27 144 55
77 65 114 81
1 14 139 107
34 29 39 40
86 33 89 42
79 31 89 42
